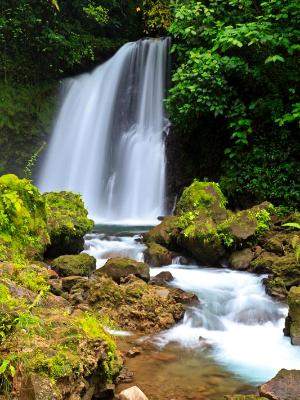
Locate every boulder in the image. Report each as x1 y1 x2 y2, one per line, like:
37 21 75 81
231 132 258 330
44 192 94 258
229 249 255 270
51 254 96 277
144 216 179 248
144 243 173 267
259 369 300 400
284 287 300 345
119 386 149 400
150 271 174 285
95 257 150 283
61 276 88 292
250 251 278 274
175 180 227 219
83 275 184 332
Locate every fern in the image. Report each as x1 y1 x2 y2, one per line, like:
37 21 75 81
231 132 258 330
282 222 300 230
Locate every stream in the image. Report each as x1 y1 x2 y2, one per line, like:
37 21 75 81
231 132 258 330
84 226 300 399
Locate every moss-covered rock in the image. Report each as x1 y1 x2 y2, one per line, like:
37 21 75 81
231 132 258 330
95 257 150 283
144 243 173 267
259 369 300 399
250 249 300 299
44 192 94 258
144 216 179 248
176 180 227 217
70 275 184 333
51 254 96 277
285 287 300 345
0 174 50 263
229 249 255 270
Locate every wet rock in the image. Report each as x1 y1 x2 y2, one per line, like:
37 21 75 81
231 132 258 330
126 347 141 358
86 275 184 332
263 277 287 300
259 369 300 399
150 271 174 285
119 386 149 400
94 257 150 283
44 191 94 258
51 254 96 277
144 216 179 248
61 276 88 292
116 367 134 384
144 242 173 267
284 287 300 345
170 287 200 305
229 249 255 270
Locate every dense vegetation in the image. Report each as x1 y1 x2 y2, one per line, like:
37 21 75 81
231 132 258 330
167 0 300 207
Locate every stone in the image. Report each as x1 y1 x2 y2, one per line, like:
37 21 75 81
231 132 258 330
44 191 94 258
229 249 255 270
19 374 61 400
126 347 141 358
285 287 300 345
144 242 173 267
170 287 200 305
224 396 266 400
119 386 149 400
61 276 88 292
51 254 96 277
94 257 150 283
259 369 300 400
144 216 179 248
150 271 174 285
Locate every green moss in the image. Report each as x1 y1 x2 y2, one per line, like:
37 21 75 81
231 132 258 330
44 192 94 257
51 254 96 277
0 174 50 262
176 180 227 215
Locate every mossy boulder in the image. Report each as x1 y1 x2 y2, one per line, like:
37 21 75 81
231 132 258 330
79 275 184 332
51 254 96 277
95 257 150 283
0 174 50 262
284 287 300 345
175 180 227 219
144 216 179 248
44 192 94 258
144 243 173 267
250 247 300 299
259 369 300 400
229 249 255 270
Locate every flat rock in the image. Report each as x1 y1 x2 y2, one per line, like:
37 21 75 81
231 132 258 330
259 369 300 400
119 386 149 400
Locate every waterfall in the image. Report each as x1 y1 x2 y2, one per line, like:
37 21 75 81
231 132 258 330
37 38 170 224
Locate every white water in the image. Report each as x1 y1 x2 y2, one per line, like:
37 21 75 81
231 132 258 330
152 264 300 383
84 231 300 384
37 38 170 225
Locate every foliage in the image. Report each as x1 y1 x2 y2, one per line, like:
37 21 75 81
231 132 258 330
0 174 49 262
23 142 46 180
0 83 56 176
167 0 300 206
0 1 143 84
138 0 172 34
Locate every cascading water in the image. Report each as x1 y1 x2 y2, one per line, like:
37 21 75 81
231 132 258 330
37 38 170 224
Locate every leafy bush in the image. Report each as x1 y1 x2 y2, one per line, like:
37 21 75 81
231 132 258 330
167 0 300 207
0 174 49 262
